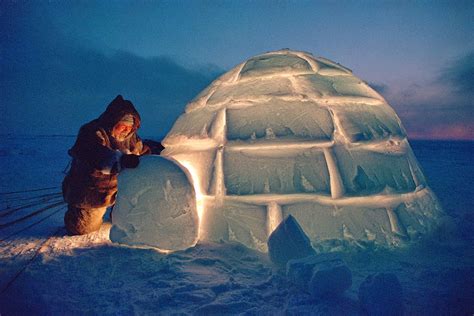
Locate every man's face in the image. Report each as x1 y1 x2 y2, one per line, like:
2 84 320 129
112 123 133 140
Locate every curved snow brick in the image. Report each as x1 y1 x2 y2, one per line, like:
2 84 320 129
226 100 333 141
332 104 405 142
110 156 199 252
334 145 417 195
224 148 330 195
207 77 294 106
164 109 217 144
199 199 269 252
295 74 383 100
240 53 313 79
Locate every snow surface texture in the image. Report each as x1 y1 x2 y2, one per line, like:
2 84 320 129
359 273 404 316
286 253 352 299
0 137 472 314
110 156 199 251
162 49 444 251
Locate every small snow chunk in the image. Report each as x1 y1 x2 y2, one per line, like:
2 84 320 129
267 215 315 267
286 255 323 289
110 156 199 252
286 253 352 299
358 273 404 316
309 258 352 299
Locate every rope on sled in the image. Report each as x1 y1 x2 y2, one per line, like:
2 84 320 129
0 206 66 243
0 201 66 230
2 192 62 203
0 226 63 296
0 195 63 218
0 186 59 196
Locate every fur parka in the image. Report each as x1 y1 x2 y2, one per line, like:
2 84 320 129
62 95 150 209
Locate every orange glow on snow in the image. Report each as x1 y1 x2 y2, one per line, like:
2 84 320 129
174 159 205 238
267 202 283 236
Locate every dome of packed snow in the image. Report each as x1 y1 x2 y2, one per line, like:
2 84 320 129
157 49 444 251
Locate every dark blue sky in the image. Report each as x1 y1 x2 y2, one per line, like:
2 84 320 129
1 0 473 139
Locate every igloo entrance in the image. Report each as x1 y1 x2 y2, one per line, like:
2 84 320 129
160 49 443 251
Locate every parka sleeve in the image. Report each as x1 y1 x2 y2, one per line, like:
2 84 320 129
131 134 152 156
69 126 122 173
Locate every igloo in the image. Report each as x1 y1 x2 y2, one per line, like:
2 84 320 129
161 49 444 251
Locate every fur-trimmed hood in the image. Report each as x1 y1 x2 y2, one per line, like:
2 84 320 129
98 95 141 134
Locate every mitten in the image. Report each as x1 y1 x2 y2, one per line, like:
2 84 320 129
120 154 140 169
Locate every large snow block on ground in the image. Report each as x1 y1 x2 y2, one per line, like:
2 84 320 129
110 156 199 252
267 215 315 267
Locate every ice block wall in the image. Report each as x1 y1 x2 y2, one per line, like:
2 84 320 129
162 49 444 251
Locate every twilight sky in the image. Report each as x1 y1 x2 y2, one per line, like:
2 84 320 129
1 0 473 139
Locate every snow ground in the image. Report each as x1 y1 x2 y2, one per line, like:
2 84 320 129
0 136 473 314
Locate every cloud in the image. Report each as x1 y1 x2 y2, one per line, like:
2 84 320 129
380 52 474 140
438 51 474 97
1 3 472 140
0 2 223 138
396 103 474 140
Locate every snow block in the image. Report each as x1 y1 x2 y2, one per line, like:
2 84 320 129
267 215 315 266
286 254 352 299
286 255 332 289
395 188 444 239
296 74 382 100
240 53 313 79
358 273 404 316
164 148 217 195
164 109 216 143
224 148 330 195
332 104 405 142
334 146 417 195
309 259 352 299
226 100 333 141
199 199 269 252
110 156 199 252
283 202 398 246
207 77 293 106
314 56 352 75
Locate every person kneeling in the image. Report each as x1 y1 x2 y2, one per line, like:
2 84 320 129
62 95 152 235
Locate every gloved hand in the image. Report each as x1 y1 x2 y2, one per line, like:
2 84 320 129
120 154 140 169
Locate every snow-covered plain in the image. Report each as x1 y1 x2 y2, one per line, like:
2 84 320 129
0 135 473 314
